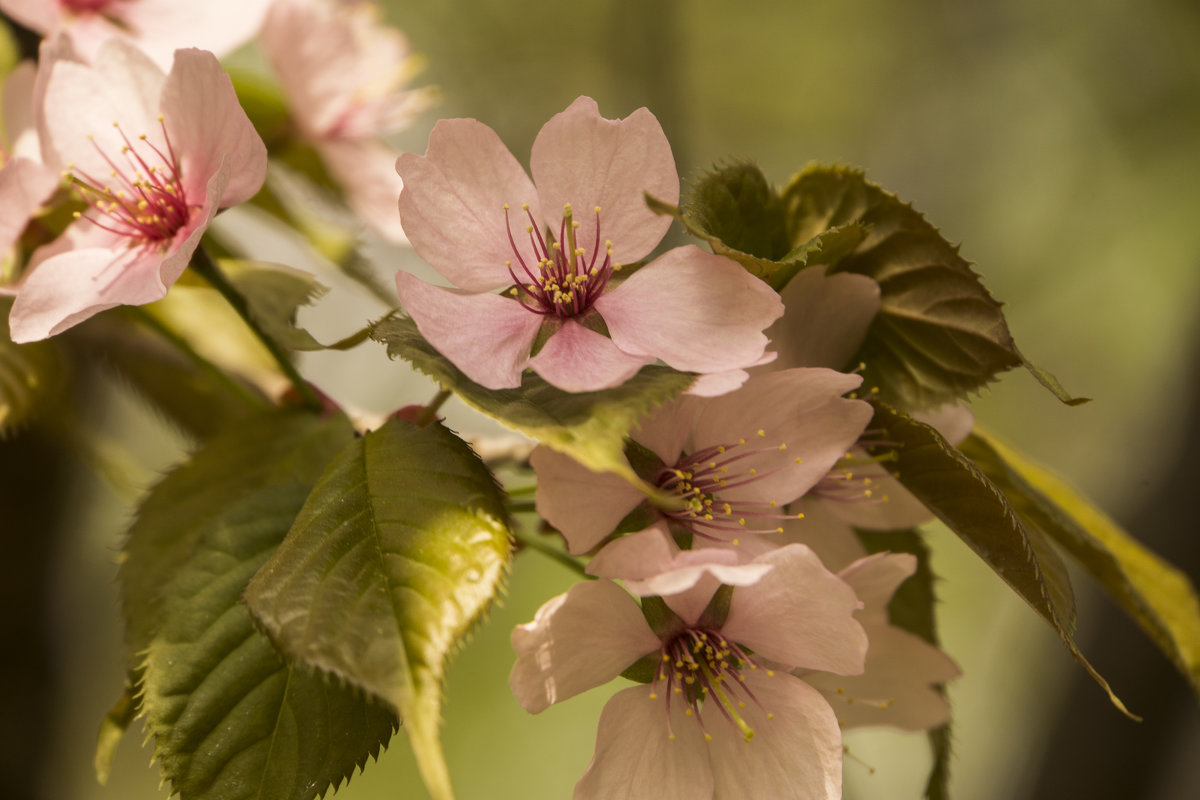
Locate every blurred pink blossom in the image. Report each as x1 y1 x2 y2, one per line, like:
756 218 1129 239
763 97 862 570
0 61 59 263
7 41 266 342
0 0 271 70
260 0 433 243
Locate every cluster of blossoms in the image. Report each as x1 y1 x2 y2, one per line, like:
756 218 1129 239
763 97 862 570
391 95 962 795
0 4 970 799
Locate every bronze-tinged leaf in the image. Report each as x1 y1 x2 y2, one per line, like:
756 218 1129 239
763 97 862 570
783 166 1021 410
965 430 1200 700
867 402 1136 718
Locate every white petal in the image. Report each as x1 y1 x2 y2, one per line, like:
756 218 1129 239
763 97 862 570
531 446 646 555
706 671 843 800
510 580 660 714
574 684 712 800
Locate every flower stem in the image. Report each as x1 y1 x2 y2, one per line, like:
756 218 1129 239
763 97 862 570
416 388 452 427
190 245 323 411
511 528 588 577
126 306 268 411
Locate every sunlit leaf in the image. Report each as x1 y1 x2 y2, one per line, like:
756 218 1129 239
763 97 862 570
94 686 136 786
371 314 692 493
964 430 1200 699
857 529 951 799
867 402 1136 717
245 418 513 800
140 467 397 800
782 165 1021 410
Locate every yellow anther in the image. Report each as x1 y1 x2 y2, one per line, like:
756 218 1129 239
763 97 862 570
738 438 746 446
156 114 164 122
502 203 510 210
748 468 757 476
757 429 766 437
779 443 787 451
595 206 602 214
521 202 530 210
738 518 746 526
795 512 805 519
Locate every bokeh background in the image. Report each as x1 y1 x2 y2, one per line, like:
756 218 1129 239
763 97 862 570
4 0 1200 798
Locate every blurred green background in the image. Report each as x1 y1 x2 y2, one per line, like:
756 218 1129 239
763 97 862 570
9 0 1200 798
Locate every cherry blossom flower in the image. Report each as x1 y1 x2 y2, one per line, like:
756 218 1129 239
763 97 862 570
0 61 59 263
0 0 271 70
765 265 976 530
395 96 783 392
7 41 266 343
764 503 961 731
510 542 867 799
260 0 433 244
531 368 873 554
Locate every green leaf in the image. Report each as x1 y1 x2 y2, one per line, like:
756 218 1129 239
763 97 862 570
119 411 355 668
222 260 330 351
370 314 693 493
866 402 1137 718
94 687 137 786
1 298 62 437
782 165 1022 410
244 418 513 800
857 529 951 799
140 468 397 800
651 163 868 290
963 430 1200 699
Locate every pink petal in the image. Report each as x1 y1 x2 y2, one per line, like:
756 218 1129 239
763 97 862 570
0 157 59 255
530 96 677 266
39 41 163 177
160 48 267 207
630 393 703 466
527 319 651 392
531 446 646 555
838 552 917 627
595 246 783 374
9 246 165 342
317 138 408 244
767 268 880 371
586 526 678 581
722 544 867 674
574 684 712 800
510 580 660 714
0 0 59 32
4 61 41 161
705 671 843 800
691 368 873 510
773 500 868 572
806 626 959 731
108 0 272 70
824 463 935 531
914 401 975 446
397 118 539 292
395 271 543 389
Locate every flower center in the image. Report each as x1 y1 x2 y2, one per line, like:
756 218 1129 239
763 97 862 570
649 627 772 743
503 202 620 318
67 117 190 246
60 0 119 12
654 429 805 543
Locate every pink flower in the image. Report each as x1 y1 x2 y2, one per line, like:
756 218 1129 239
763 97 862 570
7 41 266 343
260 0 433 244
510 543 867 799
765 266 975 529
770 504 961 731
0 61 59 262
531 368 873 553
0 0 271 70
395 96 783 392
